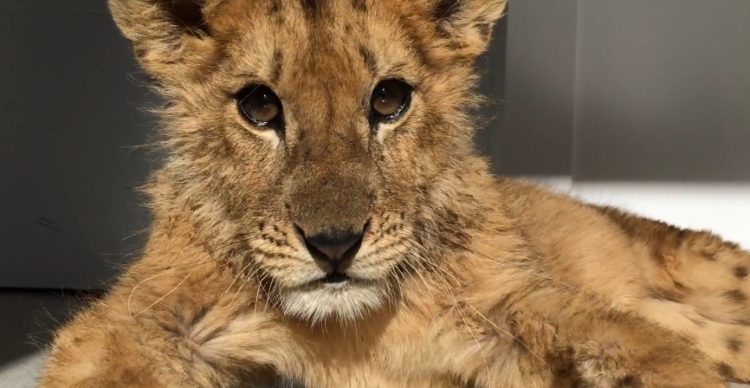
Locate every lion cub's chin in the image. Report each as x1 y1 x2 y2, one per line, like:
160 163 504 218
280 280 388 323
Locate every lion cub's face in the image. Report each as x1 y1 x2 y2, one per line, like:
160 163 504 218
110 0 505 322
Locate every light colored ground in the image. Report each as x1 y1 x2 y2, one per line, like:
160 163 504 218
0 352 46 388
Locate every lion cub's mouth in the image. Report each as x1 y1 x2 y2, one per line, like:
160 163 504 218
316 273 367 289
322 273 350 284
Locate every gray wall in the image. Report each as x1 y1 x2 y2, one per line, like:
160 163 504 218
574 0 750 181
0 1 153 289
494 0 750 181
490 0 578 176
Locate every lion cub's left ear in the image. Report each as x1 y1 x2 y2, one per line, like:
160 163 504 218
431 0 508 59
108 0 218 83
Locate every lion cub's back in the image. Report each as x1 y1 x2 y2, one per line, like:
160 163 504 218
495 178 652 307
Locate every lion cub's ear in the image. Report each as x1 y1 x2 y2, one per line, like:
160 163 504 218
431 0 508 59
108 0 217 82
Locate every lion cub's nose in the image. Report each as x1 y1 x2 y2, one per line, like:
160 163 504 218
299 227 365 274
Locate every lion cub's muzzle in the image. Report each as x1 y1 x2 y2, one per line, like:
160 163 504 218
286 162 374 280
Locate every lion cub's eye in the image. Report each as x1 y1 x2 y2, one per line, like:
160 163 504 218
369 79 413 123
237 85 282 128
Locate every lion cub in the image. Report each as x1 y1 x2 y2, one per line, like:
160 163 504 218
40 0 749 386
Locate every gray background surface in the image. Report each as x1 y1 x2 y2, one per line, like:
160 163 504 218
1 1 152 289
490 0 578 176
574 0 750 181
496 0 750 180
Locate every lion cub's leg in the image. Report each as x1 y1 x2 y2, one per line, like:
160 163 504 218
39 259 295 387
476 285 724 387
598 206 750 381
640 232 750 382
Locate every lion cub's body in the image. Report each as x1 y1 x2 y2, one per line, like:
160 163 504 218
41 176 750 387
40 0 749 386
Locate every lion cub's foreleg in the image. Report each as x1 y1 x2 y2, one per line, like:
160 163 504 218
465 279 724 387
39 261 294 387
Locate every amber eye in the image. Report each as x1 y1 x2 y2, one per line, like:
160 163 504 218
237 85 282 127
369 79 412 122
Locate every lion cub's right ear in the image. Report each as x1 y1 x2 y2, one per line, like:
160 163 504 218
108 0 217 83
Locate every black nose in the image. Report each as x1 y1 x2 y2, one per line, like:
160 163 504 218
299 227 364 274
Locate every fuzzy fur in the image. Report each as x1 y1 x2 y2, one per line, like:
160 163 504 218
40 0 749 386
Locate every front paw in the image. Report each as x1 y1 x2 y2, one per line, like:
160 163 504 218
570 340 723 388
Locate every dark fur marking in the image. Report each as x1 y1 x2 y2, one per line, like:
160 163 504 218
382 223 401 236
445 40 467 50
648 287 683 303
433 0 461 20
725 289 748 304
323 87 334 125
398 16 434 69
156 320 181 338
168 0 209 34
650 246 667 265
717 362 735 379
616 375 643 388
270 49 284 83
254 248 295 260
120 369 146 384
225 238 251 259
351 0 367 12
368 234 382 246
687 315 707 327
727 338 743 353
301 0 320 18
413 219 427 246
735 265 749 279
673 280 690 293
476 23 493 40
703 252 718 261
260 233 290 247
269 0 282 14
187 306 212 332
433 0 461 38
358 45 378 73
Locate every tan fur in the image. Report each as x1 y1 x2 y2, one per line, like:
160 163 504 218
39 1 748 386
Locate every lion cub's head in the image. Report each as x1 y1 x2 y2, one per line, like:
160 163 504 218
109 0 506 322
